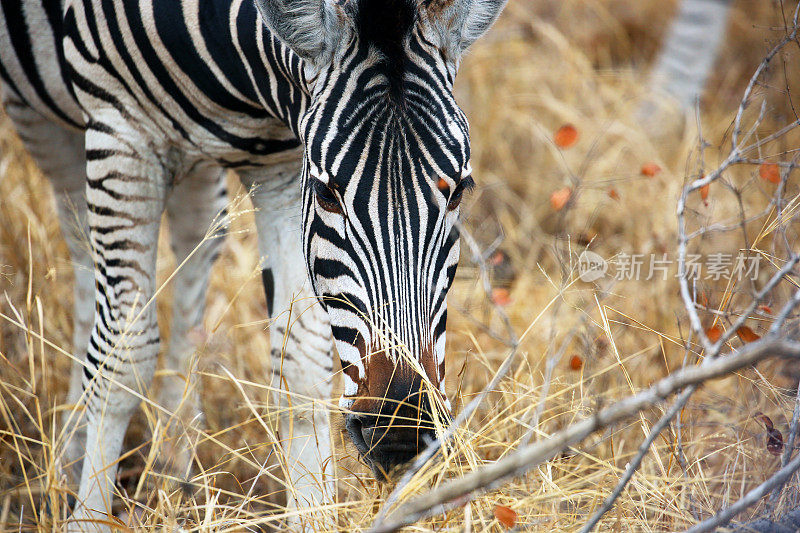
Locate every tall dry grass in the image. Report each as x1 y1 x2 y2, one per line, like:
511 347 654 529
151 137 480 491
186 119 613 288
2 0 800 530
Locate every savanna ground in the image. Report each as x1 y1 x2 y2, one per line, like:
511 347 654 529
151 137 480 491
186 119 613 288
3 0 800 531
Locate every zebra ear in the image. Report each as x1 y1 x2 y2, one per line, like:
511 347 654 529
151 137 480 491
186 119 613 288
434 0 507 56
254 0 343 65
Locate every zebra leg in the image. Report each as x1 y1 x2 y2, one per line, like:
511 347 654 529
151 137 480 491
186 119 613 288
0 94 92 482
158 164 227 480
69 123 168 532
241 161 336 519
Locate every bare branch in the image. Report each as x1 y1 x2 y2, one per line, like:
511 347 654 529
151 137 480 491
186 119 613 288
368 338 800 533
731 5 800 151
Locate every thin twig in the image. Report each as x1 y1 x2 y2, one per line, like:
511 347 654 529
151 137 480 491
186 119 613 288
769 380 800 508
684 451 800 533
521 328 577 446
579 386 696 533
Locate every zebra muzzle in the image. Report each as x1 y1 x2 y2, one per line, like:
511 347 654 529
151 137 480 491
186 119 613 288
344 396 436 480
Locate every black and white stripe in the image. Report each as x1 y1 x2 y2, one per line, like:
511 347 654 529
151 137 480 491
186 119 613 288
649 0 733 109
0 0 507 526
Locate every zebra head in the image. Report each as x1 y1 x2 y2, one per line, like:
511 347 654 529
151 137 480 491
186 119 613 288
256 0 505 477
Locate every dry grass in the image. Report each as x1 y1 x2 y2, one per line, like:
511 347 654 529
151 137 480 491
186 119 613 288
3 1 800 531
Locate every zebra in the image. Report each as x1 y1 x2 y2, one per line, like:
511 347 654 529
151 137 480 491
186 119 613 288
639 0 733 133
0 0 506 529
648 0 733 111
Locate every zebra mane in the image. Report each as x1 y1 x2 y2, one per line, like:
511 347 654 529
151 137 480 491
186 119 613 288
354 0 417 101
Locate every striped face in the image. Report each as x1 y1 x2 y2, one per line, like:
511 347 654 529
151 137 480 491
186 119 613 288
300 33 471 474
258 0 505 476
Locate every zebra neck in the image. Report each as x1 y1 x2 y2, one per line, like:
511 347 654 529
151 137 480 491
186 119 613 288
174 0 310 135
231 0 310 134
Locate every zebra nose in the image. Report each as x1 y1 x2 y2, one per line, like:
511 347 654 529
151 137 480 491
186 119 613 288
345 413 371 457
344 407 436 480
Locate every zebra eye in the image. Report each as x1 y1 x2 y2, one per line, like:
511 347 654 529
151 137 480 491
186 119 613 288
313 178 343 214
447 176 474 211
